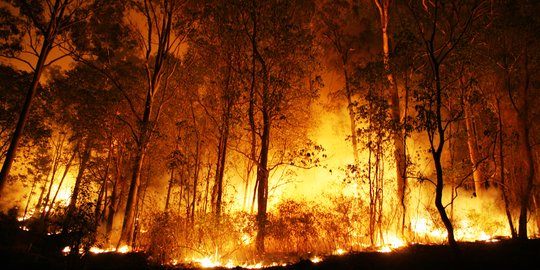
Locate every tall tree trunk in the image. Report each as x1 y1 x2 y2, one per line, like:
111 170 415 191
497 99 517 238
213 126 229 219
190 102 200 224
106 142 123 239
64 139 92 233
374 0 407 234
516 53 535 240
41 134 66 220
461 74 485 198
119 143 146 247
119 0 176 246
96 133 114 221
432 63 459 253
23 176 41 220
213 52 234 219
0 41 53 196
44 143 78 221
516 101 534 240
191 139 199 224
344 69 359 164
464 103 486 196
255 109 270 254
0 0 68 196
164 169 174 212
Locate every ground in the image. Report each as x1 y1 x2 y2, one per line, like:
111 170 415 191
1 214 539 270
2 237 540 270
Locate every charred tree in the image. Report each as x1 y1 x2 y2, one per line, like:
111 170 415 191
408 0 488 253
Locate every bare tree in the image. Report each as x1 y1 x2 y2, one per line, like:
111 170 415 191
408 0 488 252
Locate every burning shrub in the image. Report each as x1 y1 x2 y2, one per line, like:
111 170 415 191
145 211 184 264
63 202 98 255
140 210 258 266
316 195 368 251
267 199 319 254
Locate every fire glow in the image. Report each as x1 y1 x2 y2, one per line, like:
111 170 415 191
1 1 538 269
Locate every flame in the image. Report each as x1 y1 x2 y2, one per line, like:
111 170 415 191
241 233 253 245
193 257 221 268
189 257 267 269
88 245 130 254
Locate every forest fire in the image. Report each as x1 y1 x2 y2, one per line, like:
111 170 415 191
1 0 540 269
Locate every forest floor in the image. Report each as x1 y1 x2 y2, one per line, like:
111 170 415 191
2 236 540 270
1 215 539 270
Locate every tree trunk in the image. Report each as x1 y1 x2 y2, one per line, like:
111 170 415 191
255 110 270 254
67 139 92 219
106 142 123 239
41 134 66 220
252 21 271 252
164 169 174 212
96 133 114 221
497 99 517 238
516 110 534 240
433 150 459 251
191 139 199 224
464 103 485 197
344 69 359 164
44 143 78 220
0 0 69 196
118 144 145 247
433 64 459 253
119 0 176 247
213 126 229 219
0 39 53 196
374 0 407 234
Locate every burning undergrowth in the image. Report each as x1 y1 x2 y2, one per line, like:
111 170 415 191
0 185 532 270
82 190 511 268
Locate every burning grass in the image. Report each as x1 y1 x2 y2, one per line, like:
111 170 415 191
0 184 535 270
